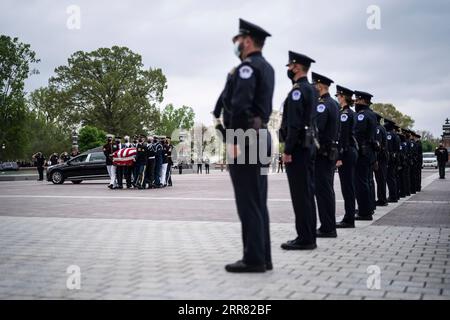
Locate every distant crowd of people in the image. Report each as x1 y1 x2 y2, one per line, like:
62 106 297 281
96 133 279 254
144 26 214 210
31 150 81 181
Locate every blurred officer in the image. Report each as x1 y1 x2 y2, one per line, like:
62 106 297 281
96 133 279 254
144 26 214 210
122 135 133 188
114 136 124 189
374 114 388 206
279 51 317 250
60 152 70 163
153 137 164 187
49 153 59 166
384 120 401 202
166 137 174 186
414 133 423 191
145 136 156 189
204 157 210 175
311 72 340 237
397 131 408 197
220 19 274 272
335 85 358 229
134 135 147 189
353 91 377 220
406 130 417 194
402 131 412 196
32 152 46 181
435 143 449 179
103 135 116 189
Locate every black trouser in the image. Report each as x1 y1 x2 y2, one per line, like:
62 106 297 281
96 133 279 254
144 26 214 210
205 164 210 174
179 166 182 174
116 166 124 187
338 147 357 224
410 163 417 194
375 158 388 203
315 154 336 233
439 162 446 178
166 164 172 186
277 163 283 173
355 154 373 216
37 166 44 180
145 158 155 187
286 147 317 245
197 164 202 174
404 164 411 195
369 164 376 211
387 160 398 200
416 166 422 191
229 162 271 266
124 166 133 188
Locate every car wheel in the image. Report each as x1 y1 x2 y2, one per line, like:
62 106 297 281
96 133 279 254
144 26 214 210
71 180 83 184
51 171 65 184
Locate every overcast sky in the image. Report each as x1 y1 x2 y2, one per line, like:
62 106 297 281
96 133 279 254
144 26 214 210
1 0 449 136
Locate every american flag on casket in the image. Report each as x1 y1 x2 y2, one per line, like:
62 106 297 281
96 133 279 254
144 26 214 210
112 148 137 166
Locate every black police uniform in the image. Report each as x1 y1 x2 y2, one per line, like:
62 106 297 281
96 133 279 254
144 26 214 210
353 92 377 219
408 136 418 194
335 86 358 227
415 136 423 191
279 51 318 249
221 19 274 272
311 73 340 236
374 118 388 205
385 122 400 202
435 145 449 179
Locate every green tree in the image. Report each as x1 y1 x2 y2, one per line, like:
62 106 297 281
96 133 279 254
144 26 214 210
417 130 439 153
371 103 414 129
0 35 39 160
78 125 106 153
47 46 167 136
156 104 195 137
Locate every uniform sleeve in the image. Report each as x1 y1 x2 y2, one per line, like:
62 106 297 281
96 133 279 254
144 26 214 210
230 63 257 129
315 103 329 134
284 91 304 155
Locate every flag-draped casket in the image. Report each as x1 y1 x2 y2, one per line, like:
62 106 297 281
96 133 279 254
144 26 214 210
112 148 137 166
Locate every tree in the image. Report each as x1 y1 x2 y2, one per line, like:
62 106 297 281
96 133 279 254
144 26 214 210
78 126 106 153
416 130 440 152
371 103 414 129
0 35 39 160
156 104 195 137
47 46 167 136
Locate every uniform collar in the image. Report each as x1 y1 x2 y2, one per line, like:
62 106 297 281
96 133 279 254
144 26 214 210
342 105 351 110
295 76 308 83
320 92 331 99
247 51 262 58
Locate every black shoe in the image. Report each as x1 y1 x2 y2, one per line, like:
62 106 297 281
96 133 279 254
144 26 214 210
388 198 398 203
355 214 373 221
281 240 317 251
336 221 355 229
266 262 273 271
376 201 388 207
225 260 266 273
316 229 337 238
108 184 113 189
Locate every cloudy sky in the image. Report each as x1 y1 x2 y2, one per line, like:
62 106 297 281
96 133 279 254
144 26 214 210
1 0 449 136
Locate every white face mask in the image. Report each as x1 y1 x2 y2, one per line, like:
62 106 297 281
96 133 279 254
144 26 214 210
234 41 242 59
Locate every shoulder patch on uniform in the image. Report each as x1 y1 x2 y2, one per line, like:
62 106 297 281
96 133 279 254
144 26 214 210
377 128 380 134
291 90 301 101
387 135 392 140
317 104 326 113
340 114 348 122
239 65 253 79
357 114 365 121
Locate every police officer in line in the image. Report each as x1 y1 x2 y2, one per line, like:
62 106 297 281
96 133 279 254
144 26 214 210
384 119 401 203
397 130 408 197
406 130 417 194
279 51 318 250
402 130 412 196
435 142 449 179
335 85 358 229
353 91 377 220
311 72 340 238
374 113 389 206
414 133 423 191
215 19 274 273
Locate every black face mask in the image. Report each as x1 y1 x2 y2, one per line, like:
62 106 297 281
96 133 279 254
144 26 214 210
287 69 296 81
355 104 366 112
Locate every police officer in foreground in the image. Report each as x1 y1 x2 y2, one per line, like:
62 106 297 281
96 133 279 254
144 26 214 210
374 114 389 206
311 72 340 237
384 119 401 203
279 51 318 250
335 85 358 229
435 142 448 179
218 19 274 272
353 91 377 220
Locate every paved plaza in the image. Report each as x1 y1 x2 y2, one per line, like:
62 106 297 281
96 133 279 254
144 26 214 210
0 169 449 300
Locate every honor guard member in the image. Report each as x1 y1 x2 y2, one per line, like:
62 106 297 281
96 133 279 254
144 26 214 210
311 72 340 237
353 91 377 220
114 136 125 189
335 85 358 228
397 130 408 197
279 51 318 250
123 136 133 188
374 114 389 206
414 133 423 191
220 19 274 273
402 130 412 196
384 120 401 202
